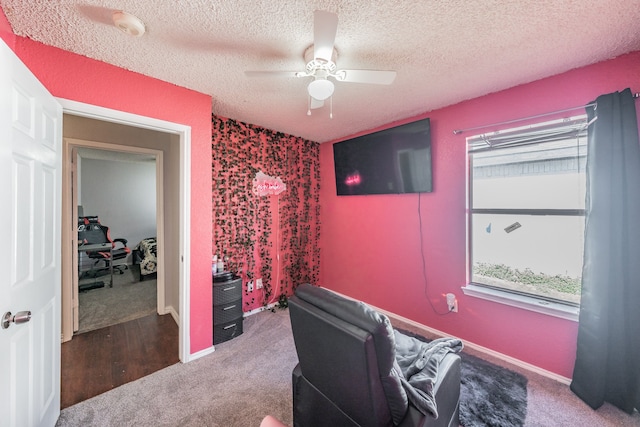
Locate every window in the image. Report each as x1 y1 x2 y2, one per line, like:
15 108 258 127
466 117 588 312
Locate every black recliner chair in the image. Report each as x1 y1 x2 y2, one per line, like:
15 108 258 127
289 284 461 427
78 216 130 274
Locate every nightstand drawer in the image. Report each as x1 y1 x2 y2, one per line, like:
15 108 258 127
213 318 243 344
213 300 242 324
213 278 242 305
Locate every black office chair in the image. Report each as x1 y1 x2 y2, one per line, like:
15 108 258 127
78 216 130 274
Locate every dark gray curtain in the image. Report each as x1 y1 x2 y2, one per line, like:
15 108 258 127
570 88 640 413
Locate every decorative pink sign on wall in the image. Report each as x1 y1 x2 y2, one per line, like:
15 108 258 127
253 171 286 196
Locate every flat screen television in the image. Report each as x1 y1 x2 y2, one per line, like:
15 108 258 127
333 117 432 195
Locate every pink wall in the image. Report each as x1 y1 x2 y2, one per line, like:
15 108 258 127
319 51 640 378
3 22 214 353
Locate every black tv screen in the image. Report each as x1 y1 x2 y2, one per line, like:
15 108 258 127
333 118 432 195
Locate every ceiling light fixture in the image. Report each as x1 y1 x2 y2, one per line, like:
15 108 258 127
307 78 334 101
112 11 146 37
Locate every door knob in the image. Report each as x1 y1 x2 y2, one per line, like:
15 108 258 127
1 311 32 329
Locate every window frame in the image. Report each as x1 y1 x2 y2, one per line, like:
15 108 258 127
463 116 588 321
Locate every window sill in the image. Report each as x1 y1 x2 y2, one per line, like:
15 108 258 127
462 283 579 322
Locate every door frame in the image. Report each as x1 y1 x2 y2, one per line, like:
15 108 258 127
64 139 165 332
58 98 191 362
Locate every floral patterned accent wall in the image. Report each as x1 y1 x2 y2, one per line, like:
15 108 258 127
212 116 321 311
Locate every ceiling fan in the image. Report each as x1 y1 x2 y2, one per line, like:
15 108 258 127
245 10 397 118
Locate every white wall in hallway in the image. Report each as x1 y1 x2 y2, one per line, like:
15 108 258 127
80 157 156 259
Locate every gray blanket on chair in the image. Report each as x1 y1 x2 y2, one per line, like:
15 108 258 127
393 331 463 418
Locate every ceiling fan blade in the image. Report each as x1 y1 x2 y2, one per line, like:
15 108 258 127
334 69 397 85
310 97 324 109
313 10 338 62
244 70 302 78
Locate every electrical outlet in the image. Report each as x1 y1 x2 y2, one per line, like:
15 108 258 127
446 293 458 313
256 278 263 289
247 281 254 292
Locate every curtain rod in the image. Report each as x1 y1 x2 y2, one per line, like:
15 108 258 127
453 92 640 135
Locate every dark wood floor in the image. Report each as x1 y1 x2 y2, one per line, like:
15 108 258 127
61 313 179 409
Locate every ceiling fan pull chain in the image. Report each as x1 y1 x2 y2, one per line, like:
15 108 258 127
307 96 312 116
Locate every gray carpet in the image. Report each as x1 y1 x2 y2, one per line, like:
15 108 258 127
57 309 640 427
78 266 157 334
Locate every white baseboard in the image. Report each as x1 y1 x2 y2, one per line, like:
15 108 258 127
186 345 216 362
243 302 279 317
328 288 572 385
166 305 179 325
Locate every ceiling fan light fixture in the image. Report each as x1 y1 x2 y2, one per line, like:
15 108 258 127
112 11 146 37
307 78 334 101
244 10 395 118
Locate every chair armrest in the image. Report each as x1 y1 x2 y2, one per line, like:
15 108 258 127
397 352 460 427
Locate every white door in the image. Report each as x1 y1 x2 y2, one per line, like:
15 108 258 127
0 39 62 427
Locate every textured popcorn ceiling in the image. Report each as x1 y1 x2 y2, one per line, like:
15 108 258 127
3 1 640 142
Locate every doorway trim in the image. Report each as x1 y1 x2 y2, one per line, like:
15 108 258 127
65 139 165 331
58 98 191 362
